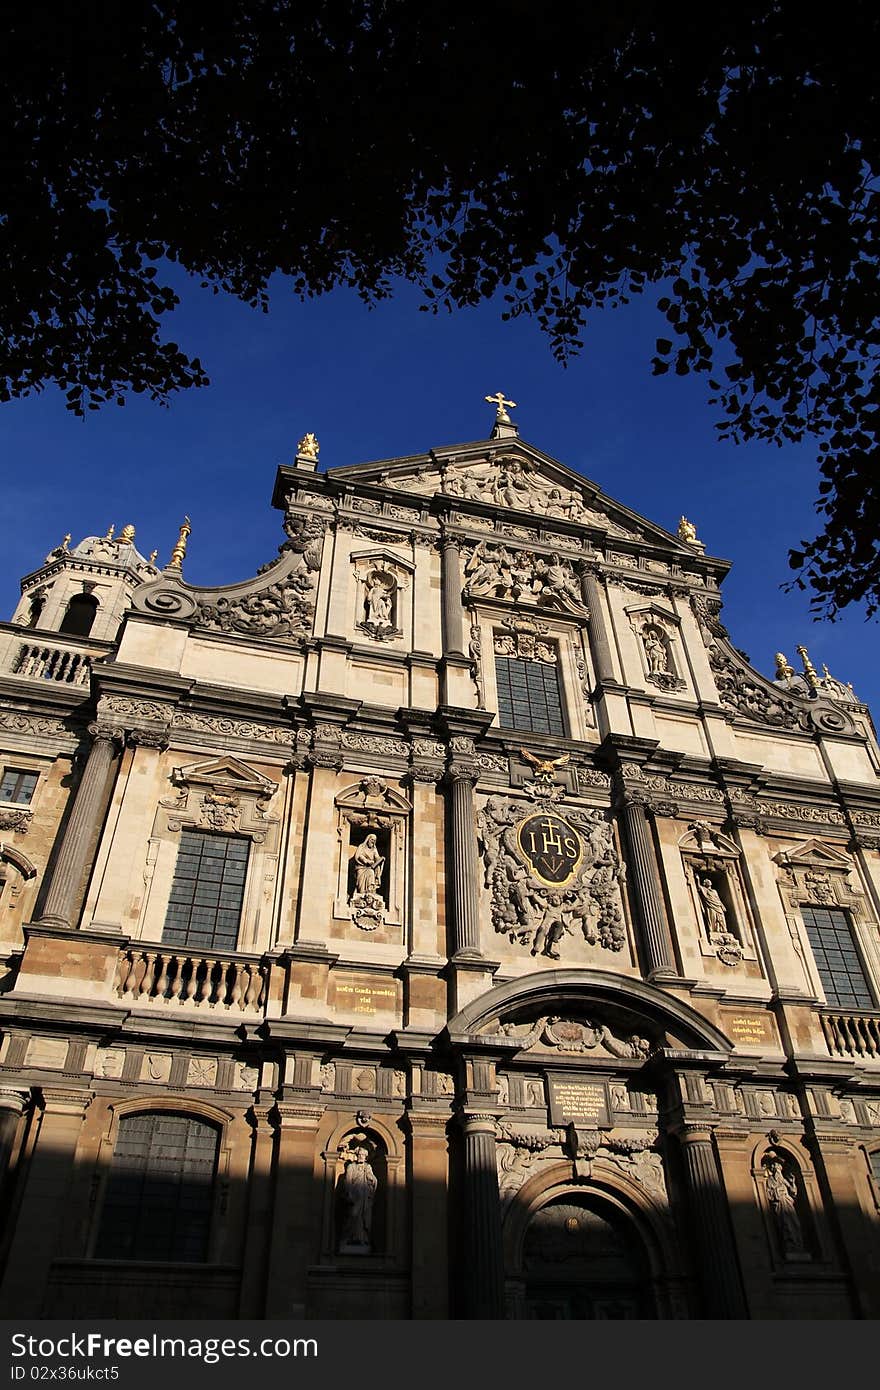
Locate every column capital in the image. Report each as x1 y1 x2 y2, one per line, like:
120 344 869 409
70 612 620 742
458 1111 500 1135
86 721 126 746
0 1088 30 1116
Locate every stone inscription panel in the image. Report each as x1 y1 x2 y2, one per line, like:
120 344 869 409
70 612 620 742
330 974 399 1017
721 1009 779 1051
548 1076 609 1127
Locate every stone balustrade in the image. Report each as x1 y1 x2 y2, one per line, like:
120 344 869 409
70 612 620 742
821 1009 880 1059
13 642 92 686
116 946 267 1013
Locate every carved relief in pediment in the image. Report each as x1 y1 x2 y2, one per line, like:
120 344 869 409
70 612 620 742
463 542 586 613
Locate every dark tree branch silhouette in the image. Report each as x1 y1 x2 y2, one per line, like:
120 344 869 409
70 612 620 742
3 3 880 615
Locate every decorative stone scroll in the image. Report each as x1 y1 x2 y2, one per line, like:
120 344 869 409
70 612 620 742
477 791 627 958
195 516 326 639
493 1015 653 1059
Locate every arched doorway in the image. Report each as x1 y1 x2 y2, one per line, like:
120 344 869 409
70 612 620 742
522 1192 654 1319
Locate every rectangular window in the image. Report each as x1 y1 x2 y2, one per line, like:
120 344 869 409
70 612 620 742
95 1113 217 1263
801 904 874 1010
162 830 249 954
495 655 565 736
0 769 38 804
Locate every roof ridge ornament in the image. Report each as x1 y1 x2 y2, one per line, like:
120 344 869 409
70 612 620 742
166 515 191 572
484 391 518 439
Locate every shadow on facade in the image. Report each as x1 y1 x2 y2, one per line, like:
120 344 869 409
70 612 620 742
0 1090 875 1321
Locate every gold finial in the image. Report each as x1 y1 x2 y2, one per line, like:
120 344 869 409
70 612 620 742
677 516 699 545
296 432 320 461
104 523 115 541
167 516 191 569
796 644 821 691
118 523 136 544
484 391 517 423
148 549 158 565
774 652 796 680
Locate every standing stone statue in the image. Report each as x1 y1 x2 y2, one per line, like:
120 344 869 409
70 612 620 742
697 876 728 936
339 1141 378 1250
643 626 669 675
352 833 385 899
764 1156 806 1256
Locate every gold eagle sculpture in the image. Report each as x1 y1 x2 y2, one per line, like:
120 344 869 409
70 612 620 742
519 748 570 776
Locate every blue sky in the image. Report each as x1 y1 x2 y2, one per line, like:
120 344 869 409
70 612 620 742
1 268 876 715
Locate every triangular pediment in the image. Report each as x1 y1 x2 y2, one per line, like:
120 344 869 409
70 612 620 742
773 839 852 871
172 756 276 796
324 436 711 558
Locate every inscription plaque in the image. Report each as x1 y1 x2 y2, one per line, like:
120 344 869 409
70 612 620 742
722 1010 779 1049
548 1076 610 1127
332 976 398 1016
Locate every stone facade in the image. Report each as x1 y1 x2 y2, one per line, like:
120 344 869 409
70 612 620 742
0 415 879 1319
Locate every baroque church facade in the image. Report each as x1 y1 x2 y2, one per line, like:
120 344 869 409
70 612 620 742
0 400 879 1319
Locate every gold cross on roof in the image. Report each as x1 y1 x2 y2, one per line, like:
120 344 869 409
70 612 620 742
484 391 517 423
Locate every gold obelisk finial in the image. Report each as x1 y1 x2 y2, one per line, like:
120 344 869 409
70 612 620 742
167 516 191 570
796 644 821 692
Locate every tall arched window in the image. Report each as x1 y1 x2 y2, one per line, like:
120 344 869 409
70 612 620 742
59 593 98 637
95 1113 219 1262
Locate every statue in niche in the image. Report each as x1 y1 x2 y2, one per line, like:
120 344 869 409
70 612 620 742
763 1154 807 1258
338 1136 378 1251
353 833 385 897
697 876 728 936
643 625 670 676
364 572 395 629
348 830 387 930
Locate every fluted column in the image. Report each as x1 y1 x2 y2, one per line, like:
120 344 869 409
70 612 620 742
579 564 619 684
38 722 122 928
447 749 482 957
0 1089 28 1189
459 1113 505 1318
678 1124 748 1318
619 793 676 978
440 528 466 657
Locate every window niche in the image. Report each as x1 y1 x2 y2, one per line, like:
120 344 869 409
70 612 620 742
59 590 99 637
626 604 686 692
351 550 413 643
136 756 281 953
775 839 878 1009
679 821 755 967
492 616 565 736
334 778 411 936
